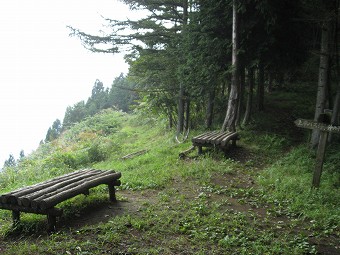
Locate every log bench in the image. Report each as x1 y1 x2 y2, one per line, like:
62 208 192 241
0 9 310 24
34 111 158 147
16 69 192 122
0 169 121 232
179 131 240 157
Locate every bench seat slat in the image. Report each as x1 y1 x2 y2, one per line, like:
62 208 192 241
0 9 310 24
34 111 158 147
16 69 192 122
0 169 95 204
17 170 103 207
38 171 121 210
214 132 236 144
192 131 219 143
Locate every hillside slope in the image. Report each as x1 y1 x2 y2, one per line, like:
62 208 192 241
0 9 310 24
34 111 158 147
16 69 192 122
0 105 339 254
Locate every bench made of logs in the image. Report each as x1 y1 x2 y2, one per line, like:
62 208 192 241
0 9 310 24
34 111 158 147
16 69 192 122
179 131 240 157
0 169 121 232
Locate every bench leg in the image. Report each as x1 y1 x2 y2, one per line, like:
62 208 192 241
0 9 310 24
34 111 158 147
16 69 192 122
12 210 20 227
198 146 203 155
232 139 237 147
47 214 57 232
108 184 116 202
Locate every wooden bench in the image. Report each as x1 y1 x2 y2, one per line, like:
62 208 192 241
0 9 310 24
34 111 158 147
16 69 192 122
179 131 240 158
0 169 121 232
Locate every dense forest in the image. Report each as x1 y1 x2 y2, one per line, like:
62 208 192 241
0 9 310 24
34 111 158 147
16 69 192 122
34 0 337 149
66 0 339 143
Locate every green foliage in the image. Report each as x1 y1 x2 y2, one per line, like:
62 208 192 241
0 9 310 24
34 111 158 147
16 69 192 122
45 119 62 143
258 145 340 230
109 74 139 112
0 104 339 254
61 77 138 132
3 154 16 168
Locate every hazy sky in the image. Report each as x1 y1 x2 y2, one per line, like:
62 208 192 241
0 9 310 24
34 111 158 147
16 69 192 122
0 0 138 164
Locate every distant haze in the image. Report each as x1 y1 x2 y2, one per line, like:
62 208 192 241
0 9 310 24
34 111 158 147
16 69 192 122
0 0 139 164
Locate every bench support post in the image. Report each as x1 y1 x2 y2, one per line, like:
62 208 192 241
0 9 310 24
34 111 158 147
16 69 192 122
47 214 57 232
12 210 20 227
108 184 116 202
197 146 203 155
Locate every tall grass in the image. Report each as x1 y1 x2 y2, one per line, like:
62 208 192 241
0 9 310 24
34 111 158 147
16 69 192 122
258 145 340 232
0 104 339 254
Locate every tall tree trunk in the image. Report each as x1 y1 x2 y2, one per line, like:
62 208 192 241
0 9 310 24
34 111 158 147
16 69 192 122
268 72 273 93
205 88 215 129
236 64 245 127
329 2 340 143
257 61 265 111
311 21 331 148
221 0 239 132
177 83 185 133
177 0 189 134
184 97 190 131
242 67 254 126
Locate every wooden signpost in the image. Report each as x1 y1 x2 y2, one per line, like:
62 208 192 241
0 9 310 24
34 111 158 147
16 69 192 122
294 116 340 187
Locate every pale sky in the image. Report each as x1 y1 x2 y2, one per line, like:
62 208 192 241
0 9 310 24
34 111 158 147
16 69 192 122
0 0 139 164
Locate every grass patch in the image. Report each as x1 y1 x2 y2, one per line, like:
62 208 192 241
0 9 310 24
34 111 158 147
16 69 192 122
0 103 339 254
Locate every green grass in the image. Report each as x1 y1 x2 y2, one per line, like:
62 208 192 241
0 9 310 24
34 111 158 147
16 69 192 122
0 103 339 254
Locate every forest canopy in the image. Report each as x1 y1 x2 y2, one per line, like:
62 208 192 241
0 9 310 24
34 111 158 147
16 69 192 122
67 0 339 145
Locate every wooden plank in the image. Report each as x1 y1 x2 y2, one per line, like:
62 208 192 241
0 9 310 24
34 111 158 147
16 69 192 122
207 132 225 143
294 119 340 133
192 131 219 143
215 132 236 145
30 171 121 209
220 132 239 147
37 172 122 210
201 133 216 143
197 131 220 143
312 131 328 188
17 170 103 207
206 132 222 142
0 169 96 204
192 131 214 140
0 202 62 216
212 132 231 145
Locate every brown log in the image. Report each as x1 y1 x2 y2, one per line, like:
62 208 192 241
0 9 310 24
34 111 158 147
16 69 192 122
121 149 148 160
0 169 95 204
179 146 196 158
0 201 62 216
30 171 120 209
37 172 122 210
17 169 103 207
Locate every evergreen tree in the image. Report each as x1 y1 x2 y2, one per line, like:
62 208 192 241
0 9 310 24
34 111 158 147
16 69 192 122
62 101 88 129
45 119 62 143
19 150 25 160
109 73 138 112
3 154 16 168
